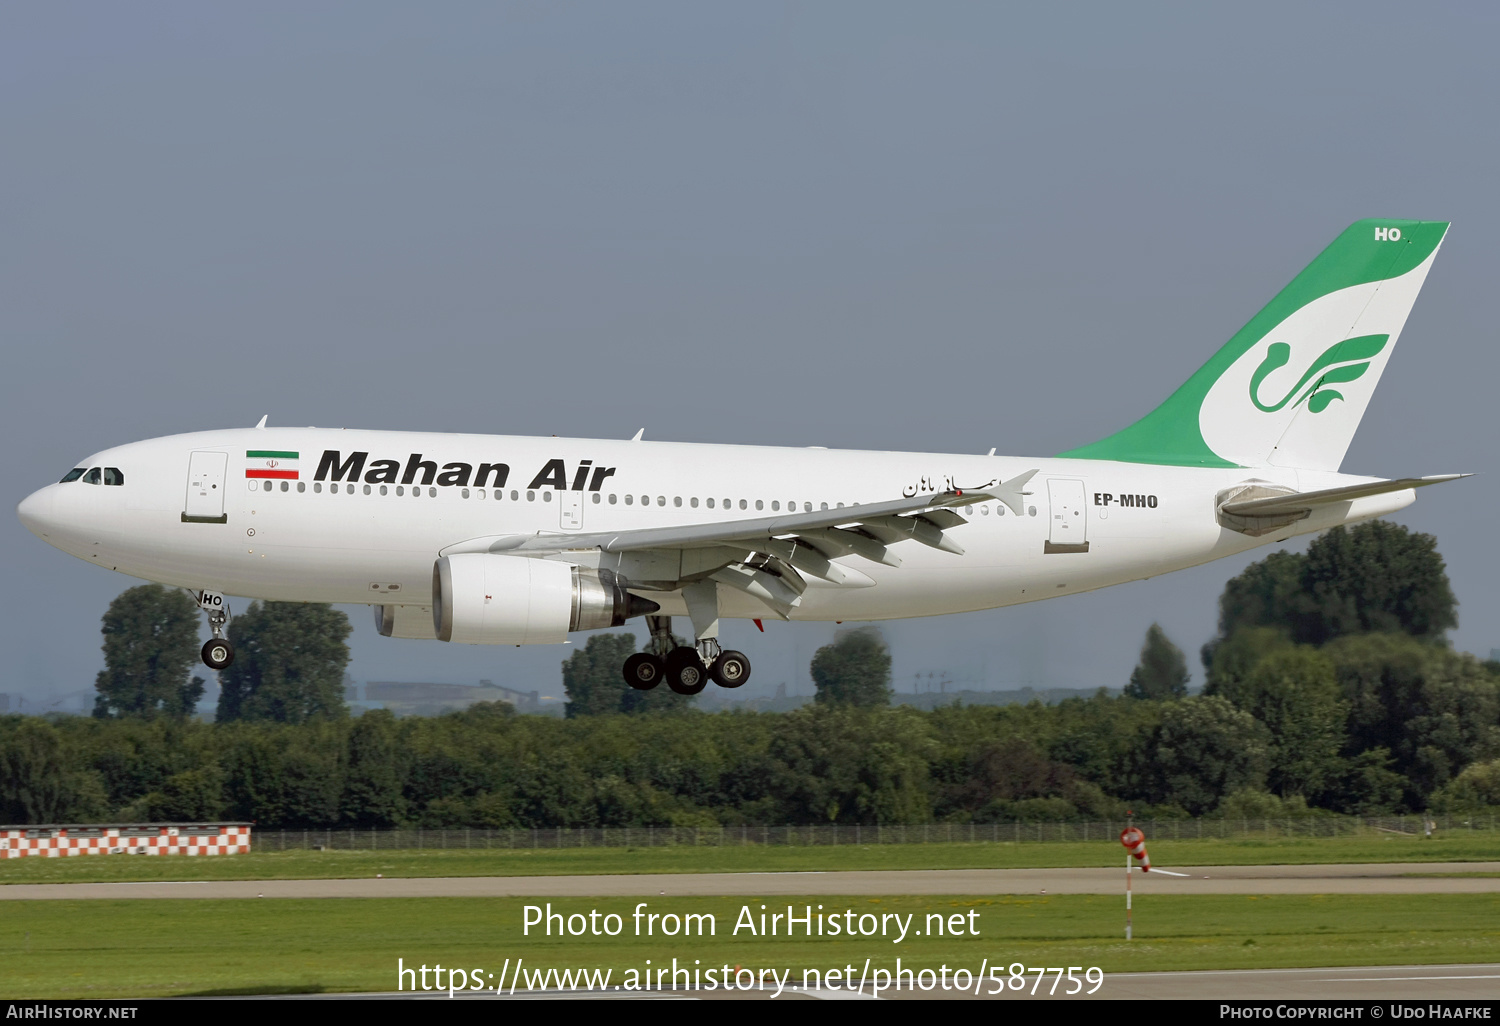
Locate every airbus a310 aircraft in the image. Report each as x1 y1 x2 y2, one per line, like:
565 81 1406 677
17 219 1468 695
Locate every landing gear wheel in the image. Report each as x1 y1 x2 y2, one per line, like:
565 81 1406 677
202 638 234 670
710 650 751 688
665 647 709 695
623 653 665 690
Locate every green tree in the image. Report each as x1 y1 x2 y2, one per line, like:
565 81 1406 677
93 585 205 719
1428 758 1500 813
563 634 637 717
562 633 696 716
1212 522 1457 650
216 603 351 723
342 709 406 826
141 765 226 821
1142 696 1270 815
1124 623 1190 700
1212 551 1308 654
761 705 933 823
1323 633 1500 803
1300 522 1457 644
1219 647 1349 799
1202 626 1294 695
1335 747 1408 815
811 628 892 707
0 720 69 822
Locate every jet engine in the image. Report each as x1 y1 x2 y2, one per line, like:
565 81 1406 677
432 554 659 645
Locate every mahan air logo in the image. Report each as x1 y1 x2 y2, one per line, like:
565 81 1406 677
1248 334 1389 415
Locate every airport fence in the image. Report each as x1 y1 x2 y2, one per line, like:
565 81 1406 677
250 813 1500 851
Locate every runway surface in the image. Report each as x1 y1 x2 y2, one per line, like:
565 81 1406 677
2 862 1497 900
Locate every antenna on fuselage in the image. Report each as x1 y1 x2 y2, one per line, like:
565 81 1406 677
630 428 644 441
254 415 268 429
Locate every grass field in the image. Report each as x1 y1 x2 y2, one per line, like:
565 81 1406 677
2 832 1497 885
2 893 1496 998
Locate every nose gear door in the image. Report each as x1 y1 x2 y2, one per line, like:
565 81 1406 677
183 451 229 523
1044 478 1089 553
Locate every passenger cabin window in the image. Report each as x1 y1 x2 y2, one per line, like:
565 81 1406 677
84 468 102 485
60 468 86 483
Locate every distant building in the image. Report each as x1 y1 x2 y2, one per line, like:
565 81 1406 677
41 690 96 716
893 686 1119 710
358 680 543 716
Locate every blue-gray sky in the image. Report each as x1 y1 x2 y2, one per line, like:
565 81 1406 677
4 3 1497 710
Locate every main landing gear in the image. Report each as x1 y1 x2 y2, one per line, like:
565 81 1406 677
623 615 751 695
194 589 235 670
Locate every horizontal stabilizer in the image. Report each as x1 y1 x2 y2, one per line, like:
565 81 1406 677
1219 474 1470 518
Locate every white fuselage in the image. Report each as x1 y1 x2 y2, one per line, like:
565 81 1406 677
17 427 1411 633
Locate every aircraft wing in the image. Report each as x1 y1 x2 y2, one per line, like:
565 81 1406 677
439 470 1040 616
1219 474 1470 518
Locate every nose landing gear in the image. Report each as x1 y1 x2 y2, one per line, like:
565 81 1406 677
194 589 235 670
202 637 235 671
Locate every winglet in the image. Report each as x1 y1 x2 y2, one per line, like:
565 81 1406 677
992 469 1040 515
254 415 268 429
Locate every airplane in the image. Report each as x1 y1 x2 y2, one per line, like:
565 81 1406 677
16 218 1468 696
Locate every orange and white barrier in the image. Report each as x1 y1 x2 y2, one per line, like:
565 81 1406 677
0 824 252 858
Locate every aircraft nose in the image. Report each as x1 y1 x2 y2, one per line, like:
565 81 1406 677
17 485 57 538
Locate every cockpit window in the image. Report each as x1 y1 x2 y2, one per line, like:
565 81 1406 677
60 468 86 483
84 468 102 485
103 468 125 486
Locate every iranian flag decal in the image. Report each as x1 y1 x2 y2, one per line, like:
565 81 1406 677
246 450 299 480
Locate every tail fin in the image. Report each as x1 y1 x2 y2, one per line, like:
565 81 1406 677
1060 219 1449 470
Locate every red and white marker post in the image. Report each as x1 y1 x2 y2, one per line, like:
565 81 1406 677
1119 824 1150 940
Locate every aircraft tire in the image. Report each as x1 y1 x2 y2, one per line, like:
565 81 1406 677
665 647 709 696
202 638 235 671
623 652 665 690
710 651 751 688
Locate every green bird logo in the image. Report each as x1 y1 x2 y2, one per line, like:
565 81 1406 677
1249 334 1389 414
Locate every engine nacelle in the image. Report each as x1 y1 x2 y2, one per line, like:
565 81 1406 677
432 554 659 645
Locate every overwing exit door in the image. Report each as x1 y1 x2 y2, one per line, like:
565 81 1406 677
1044 478 1089 553
183 451 229 524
